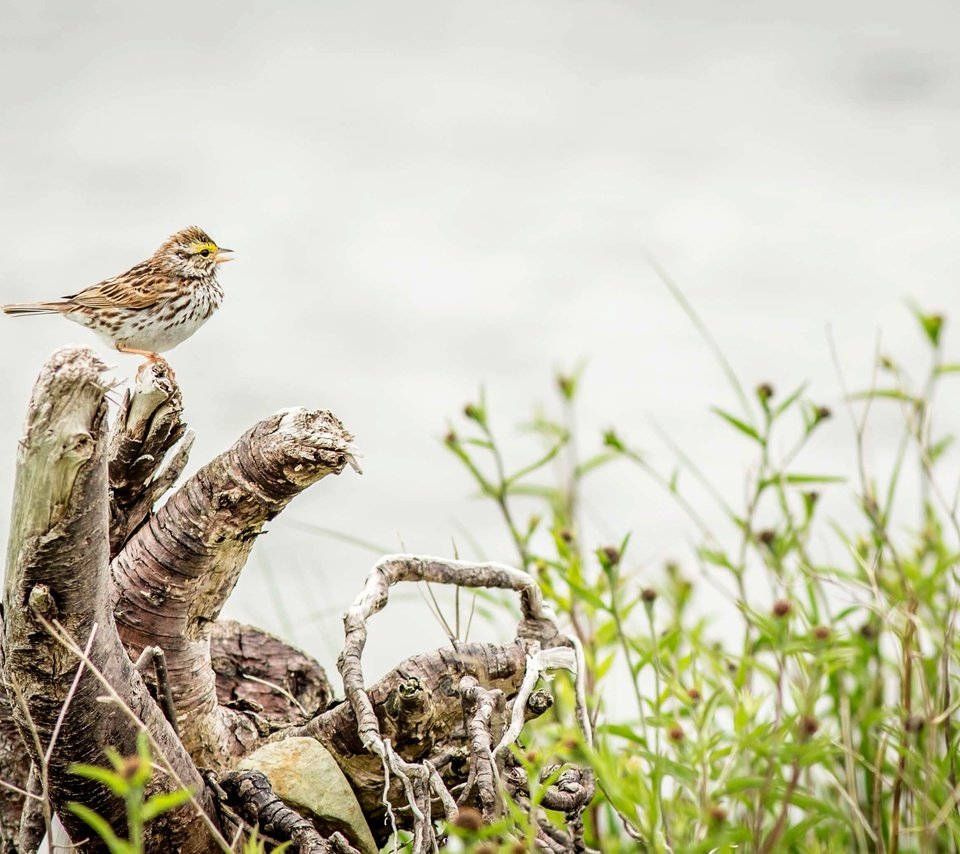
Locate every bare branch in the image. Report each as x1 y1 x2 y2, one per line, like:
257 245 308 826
112 406 359 767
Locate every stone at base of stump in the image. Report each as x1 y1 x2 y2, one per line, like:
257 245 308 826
238 737 378 854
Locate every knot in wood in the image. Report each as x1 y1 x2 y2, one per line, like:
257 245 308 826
517 616 562 646
27 584 58 619
544 768 596 814
61 431 94 462
385 676 429 719
526 689 554 719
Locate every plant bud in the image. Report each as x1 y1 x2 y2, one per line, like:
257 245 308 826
600 545 621 566
905 715 925 733
772 599 792 618
452 807 484 831
708 804 728 823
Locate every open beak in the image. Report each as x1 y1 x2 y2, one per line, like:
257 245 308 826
215 248 235 264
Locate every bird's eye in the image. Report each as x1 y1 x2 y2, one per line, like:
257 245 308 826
200 249 210 257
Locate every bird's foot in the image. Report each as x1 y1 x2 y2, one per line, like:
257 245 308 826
121 347 175 382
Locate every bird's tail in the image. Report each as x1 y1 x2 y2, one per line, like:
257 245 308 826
2 302 69 316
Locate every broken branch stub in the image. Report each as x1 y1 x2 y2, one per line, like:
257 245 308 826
107 360 193 557
112 404 360 768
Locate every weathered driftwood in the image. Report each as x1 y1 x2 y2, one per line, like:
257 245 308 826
1 350 216 852
0 348 594 854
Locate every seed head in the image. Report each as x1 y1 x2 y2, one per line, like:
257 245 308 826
452 807 484 832
905 714 925 734
772 599 792 618
757 529 776 547
708 804 728 823
600 545 621 566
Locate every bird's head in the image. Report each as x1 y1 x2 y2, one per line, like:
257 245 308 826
157 226 234 278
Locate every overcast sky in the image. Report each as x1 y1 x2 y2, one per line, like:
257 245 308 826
2 0 959 685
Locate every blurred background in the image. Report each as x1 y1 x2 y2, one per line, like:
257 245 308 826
1 0 958 688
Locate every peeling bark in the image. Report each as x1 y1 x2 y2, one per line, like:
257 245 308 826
0 350 594 854
1 349 218 853
107 361 193 558
111 405 359 768
210 620 333 723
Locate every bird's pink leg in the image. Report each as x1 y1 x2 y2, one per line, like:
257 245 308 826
117 345 175 381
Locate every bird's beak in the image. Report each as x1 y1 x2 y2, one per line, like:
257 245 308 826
215 248 235 264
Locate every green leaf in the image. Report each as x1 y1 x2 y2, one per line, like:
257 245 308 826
68 763 128 798
66 803 134 854
505 442 564 486
760 473 845 488
103 746 124 772
716 775 767 796
930 434 955 463
141 788 193 822
595 652 617 681
935 363 960 376
519 416 569 440
565 578 608 612
698 547 736 573
506 483 559 499
908 302 944 347
848 389 920 404
774 382 808 416
574 451 619 477
133 731 152 787
598 723 646 744
710 407 762 443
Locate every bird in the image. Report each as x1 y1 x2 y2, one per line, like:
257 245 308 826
2 226 233 371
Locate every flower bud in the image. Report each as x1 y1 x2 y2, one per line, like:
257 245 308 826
772 599 792 618
756 383 775 403
452 807 484 831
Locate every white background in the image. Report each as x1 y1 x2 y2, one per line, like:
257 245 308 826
2 0 958 691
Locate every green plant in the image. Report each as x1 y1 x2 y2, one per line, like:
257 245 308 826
445 306 960 852
67 731 193 854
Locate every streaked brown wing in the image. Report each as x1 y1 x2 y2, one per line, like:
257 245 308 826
66 264 168 310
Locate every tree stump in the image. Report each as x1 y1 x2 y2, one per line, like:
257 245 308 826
0 348 593 853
